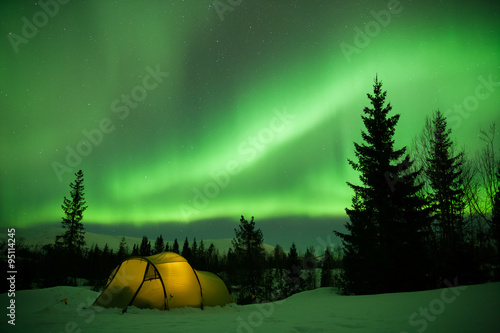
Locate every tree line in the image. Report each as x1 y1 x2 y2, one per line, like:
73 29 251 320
1 76 498 301
1 214 342 305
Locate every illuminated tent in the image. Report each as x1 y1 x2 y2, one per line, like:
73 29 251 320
93 252 233 311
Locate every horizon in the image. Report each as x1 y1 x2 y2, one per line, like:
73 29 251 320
16 215 348 253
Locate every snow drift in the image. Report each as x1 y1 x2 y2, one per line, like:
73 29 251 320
1 282 499 332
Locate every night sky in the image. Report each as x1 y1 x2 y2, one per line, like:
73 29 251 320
1 1 498 237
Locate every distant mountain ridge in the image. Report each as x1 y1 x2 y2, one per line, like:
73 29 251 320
12 216 347 253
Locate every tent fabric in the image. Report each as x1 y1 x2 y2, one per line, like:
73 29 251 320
93 252 233 311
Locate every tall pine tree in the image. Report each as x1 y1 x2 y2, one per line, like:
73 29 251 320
285 242 302 296
139 236 151 256
424 110 467 282
191 237 198 266
335 77 430 294
320 247 334 288
172 238 180 254
303 247 318 290
131 244 139 256
56 169 87 254
232 215 265 304
117 237 128 260
154 235 164 254
182 237 191 261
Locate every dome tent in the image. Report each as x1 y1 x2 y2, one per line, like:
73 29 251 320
93 252 233 311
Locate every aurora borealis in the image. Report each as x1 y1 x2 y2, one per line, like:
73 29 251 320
1 1 498 232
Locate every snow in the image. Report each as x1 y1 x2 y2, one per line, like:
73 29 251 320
2 282 499 332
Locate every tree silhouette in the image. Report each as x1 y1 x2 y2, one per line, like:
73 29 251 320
232 215 265 303
320 247 334 287
197 240 206 269
303 247 317 290
131 244 139 256
56 169 87 254
335 77 430 294
181 237 192 262
285 242 302 296
191 237 198 266
154 235 164 254
139 236 151 256
172 238 180 254
207 243 219 270
424 110 467 281
270 244 287 298
117 237 128 260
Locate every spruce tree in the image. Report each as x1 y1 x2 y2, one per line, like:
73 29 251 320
303 247 317 290
172 238 180 254
88 244 101 288
191 237 198 266
285 242 302 296
181 236 192 262
207 243 218 268
198 240 206 270
182 237 192 261
335 77 430 294
56 169 87 254
424 110 467 281
117 237 128 259
271 244 287 299
139 236 151 256
154 235 164 254
232 215 266 303
131 244 139 256
272 244 287 271
102 243 111 274
320 247 334 287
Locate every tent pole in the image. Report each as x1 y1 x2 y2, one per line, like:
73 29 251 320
124 261 151 313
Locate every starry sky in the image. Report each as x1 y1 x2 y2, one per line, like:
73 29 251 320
1 1 499 238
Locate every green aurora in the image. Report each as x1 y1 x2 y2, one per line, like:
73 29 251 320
0 1 498 228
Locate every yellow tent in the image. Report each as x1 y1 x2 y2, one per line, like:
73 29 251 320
93 252 233 311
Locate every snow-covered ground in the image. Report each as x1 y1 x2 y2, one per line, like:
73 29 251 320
2 282 499 333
